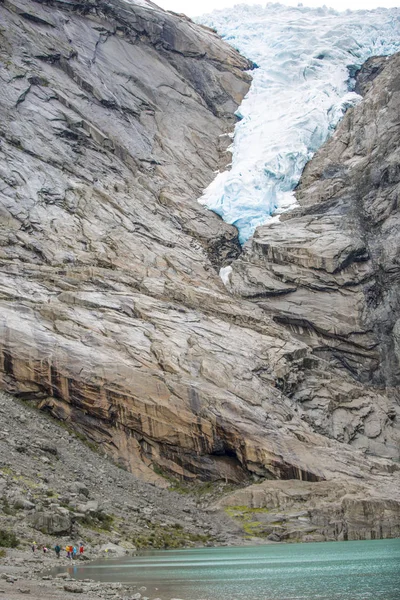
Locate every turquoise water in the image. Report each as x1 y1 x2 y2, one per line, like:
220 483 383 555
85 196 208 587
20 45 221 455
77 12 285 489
62 539 400 600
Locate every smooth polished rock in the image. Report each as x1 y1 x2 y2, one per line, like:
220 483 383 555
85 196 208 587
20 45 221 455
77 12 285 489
0 0 399 540
227 53 400 460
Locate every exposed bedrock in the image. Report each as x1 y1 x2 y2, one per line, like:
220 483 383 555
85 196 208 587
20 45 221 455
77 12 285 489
227 53 400 457
218 479 400 543
0 0 399 528
0 0 253 480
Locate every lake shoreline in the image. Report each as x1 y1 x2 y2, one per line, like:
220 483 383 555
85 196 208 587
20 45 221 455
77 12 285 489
2 538 400 600
0 540 269 600
0 547 149 600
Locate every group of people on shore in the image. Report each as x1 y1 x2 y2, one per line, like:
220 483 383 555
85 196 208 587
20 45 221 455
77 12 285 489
31 541 84 558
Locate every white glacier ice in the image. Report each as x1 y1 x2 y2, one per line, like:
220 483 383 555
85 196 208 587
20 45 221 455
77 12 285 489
197 4 400 243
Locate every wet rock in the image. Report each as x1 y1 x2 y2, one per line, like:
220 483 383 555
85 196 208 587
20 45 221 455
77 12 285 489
355 55 388 95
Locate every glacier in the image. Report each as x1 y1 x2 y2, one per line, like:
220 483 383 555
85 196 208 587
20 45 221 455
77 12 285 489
197 4 400 243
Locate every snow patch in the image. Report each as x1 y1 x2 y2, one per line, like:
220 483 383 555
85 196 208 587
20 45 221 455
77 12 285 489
197 5 400 243
220 266 233 287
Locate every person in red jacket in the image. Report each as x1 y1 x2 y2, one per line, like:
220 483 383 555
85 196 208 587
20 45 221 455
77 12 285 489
79 544 84 557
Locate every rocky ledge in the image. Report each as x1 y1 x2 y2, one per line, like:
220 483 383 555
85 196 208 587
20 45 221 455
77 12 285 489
0 0 399 541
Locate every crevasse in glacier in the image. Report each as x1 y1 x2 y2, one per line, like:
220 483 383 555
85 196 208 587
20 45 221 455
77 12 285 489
196 4 400 244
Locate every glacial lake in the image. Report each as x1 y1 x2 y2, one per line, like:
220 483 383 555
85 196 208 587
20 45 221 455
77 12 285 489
59 538 400 600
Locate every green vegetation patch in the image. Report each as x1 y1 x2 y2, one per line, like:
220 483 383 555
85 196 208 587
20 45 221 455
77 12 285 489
224 505 270 538
0 467 13 477
134 522 212 550
1 497 18 516
1 466 40 490
81 510 114 532
0 529 19 548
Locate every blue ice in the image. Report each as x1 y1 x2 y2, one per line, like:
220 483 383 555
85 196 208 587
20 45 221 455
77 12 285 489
197 4 400 243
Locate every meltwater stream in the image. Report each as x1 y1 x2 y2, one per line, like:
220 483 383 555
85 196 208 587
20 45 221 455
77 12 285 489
197 5 400 243
58 539 400 600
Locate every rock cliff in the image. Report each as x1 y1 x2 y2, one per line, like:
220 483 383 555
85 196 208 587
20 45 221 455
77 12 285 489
0 0 399 539
227 53 400 462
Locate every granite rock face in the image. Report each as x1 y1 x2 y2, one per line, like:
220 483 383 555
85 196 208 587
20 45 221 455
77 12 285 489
0 0 399 536
0 0 255 482
218 479 400 542
227 53 400 460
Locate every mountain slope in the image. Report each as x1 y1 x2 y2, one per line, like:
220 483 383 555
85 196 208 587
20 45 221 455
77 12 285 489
0 0 399 541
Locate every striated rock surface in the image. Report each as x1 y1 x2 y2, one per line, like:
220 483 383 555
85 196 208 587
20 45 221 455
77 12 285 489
218 479 400 542
0 0 399 540
227 53 400 460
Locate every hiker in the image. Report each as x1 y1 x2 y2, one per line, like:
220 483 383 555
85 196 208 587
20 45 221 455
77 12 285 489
43 546 48 554
31 542 37 553
79 544 84 557
54 544 61 559
66 545 71 559
72 546 77 559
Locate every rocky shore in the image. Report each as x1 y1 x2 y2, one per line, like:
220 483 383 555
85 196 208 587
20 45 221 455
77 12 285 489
0 390 244 546
0 389 244 597
0 548 140 600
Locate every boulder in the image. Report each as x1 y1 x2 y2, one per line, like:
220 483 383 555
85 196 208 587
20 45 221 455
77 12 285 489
29 511 72 535
63 584 84 594
76 501 98 514
70 483 90 498
98 543 127 556
120 541 137 551
37 441 58 456
12 496 35 511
